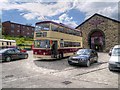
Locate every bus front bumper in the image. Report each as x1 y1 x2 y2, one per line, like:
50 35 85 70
33 55 54 59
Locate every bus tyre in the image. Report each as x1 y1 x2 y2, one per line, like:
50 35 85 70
59 53 63 59
5 56 11 62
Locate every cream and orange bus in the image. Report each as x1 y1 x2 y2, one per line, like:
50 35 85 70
0 39 16 49
33 21 83 59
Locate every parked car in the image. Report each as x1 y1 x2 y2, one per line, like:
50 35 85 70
16 47 27 53
68 49 98 67
0 48 28 62
108 45 120 71
18 48 27 53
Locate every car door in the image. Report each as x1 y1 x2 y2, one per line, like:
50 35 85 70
94 51 98 61
14 49 22 59
90 51 95 63
6 49 18 60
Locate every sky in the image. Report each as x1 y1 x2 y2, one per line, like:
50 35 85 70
0 0 120 28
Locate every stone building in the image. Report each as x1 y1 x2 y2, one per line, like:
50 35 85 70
76 13 120 52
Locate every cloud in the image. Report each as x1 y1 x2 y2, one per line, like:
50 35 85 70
52 14 78 28
59 14 73 22
0 1 73 20
1 0 119 27
75 2 119 20
0 0 8 3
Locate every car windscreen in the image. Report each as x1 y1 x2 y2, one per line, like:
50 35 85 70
76 49 91 55
112 48 120 56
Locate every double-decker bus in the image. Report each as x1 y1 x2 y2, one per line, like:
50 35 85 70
0 39 16 49
33 21 83 59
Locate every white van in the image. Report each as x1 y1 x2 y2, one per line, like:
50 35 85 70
108 45 120 71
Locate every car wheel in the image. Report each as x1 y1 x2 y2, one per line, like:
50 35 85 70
95 57 98 63
24 54 28 59
108 65 113 71
68 61 73 65
86 60 90 67
5 56 11 62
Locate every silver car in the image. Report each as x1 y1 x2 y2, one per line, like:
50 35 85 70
108 45 120 71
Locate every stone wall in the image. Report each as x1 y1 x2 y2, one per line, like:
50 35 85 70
77 14 119 52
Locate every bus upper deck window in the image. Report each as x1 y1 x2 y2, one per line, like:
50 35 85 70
40 23 50 31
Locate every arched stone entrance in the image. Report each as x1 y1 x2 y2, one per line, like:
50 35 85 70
88 30 105 52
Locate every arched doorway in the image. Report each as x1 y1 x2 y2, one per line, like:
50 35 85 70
88 30 105 52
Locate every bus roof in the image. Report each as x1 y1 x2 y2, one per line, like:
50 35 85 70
0 39 16 42
36 21 81 31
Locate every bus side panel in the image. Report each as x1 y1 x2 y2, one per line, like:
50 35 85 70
33 48 82 58
58 48 81 56
33 49 51 55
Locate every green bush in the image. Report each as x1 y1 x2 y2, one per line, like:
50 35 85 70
3 35 33 49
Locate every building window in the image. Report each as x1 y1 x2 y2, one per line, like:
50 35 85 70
32 28 34 30
22 26 25 28
32 33 33 35
11 24 14 29
17 30 20 32
27 27 29 30
17 25 20 27
11 30 14 33
27 32 30 35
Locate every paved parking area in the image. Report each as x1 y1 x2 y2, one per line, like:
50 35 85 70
1 51 119 88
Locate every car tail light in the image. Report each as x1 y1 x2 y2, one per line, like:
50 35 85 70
20 50 26 53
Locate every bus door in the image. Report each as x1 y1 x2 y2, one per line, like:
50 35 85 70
53 40 58 52
51 40 58 58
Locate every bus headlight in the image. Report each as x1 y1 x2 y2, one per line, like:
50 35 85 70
35 52 37 55
43 52 46 55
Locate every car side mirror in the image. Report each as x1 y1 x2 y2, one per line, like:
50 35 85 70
73 52 76 55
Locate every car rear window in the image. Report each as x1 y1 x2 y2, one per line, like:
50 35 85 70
0 49 8 54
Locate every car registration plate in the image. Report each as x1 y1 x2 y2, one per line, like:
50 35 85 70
72 60 78 63
117 64 120 67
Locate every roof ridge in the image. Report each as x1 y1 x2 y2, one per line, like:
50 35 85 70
76 13 120 29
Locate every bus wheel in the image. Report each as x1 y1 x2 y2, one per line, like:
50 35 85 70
5 56 11 62
59 53 63 59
